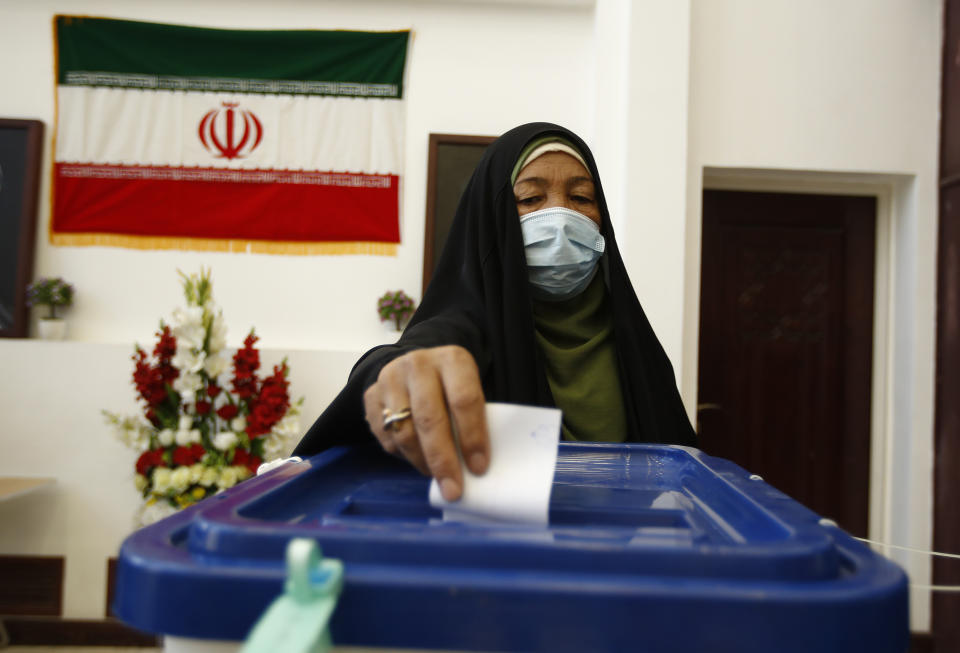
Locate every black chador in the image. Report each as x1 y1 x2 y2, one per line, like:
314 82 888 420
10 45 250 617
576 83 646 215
294 122 696 456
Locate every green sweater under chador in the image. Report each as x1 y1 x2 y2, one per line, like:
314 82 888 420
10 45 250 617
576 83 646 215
532 274 628 442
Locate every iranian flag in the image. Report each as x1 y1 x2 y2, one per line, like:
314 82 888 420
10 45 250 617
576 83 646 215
52 16 409 254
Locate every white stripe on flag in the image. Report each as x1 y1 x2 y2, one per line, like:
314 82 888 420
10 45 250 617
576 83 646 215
56 86 404 174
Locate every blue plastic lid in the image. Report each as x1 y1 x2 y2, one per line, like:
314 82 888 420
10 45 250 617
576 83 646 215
114 443 908 652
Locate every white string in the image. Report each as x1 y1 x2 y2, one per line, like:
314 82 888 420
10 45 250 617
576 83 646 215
815 521 960 592
851 536 960 560
854 539 960 592
907 584 960 593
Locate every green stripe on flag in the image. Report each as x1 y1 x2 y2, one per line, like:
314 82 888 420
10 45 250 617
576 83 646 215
56 16 409 98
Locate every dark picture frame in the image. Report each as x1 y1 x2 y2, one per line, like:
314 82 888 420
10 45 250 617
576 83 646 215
0 119 44 338
422 133 496 295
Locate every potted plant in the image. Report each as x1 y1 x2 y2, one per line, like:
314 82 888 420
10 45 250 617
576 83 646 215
26 277 74 340
377 290 416 332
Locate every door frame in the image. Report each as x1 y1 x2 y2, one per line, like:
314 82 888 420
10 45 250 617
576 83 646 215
688 168 935 632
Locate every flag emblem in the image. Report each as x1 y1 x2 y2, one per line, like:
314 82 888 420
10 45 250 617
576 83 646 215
198 102 263 160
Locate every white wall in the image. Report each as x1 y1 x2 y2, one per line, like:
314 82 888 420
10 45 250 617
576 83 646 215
684 0 942 631
618 0 691 369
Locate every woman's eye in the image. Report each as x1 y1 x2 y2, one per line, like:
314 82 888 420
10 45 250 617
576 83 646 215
517 196 541 206
572 195 594 204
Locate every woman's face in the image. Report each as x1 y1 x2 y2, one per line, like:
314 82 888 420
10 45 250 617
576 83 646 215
513 152 601 226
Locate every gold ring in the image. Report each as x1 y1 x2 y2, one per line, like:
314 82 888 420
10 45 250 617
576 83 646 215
382 407 412 431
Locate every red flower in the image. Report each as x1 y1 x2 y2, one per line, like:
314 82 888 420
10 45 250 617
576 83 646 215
172 446 194 466
135 448 166 475
233 448 249 466
232 332 260 399
135 451 151 476
246 363 291 438
153 326 179 386
172 443 207 466
132 347 166 407
206 384 222 398
232 448 262 475
153 325 176 360
217 404 239 421
195 400 211 415
132 328 179 413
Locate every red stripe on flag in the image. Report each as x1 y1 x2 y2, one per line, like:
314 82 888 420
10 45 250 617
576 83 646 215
52 164 400 242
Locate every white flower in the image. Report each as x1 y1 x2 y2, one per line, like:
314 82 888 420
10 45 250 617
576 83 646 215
174 428 201 446
173 346 206 375
158 429 174 446
231 416 247 433
201 467 219 486
170 466 192 493
174 372 203 402
272 414 301 439
213 431 238 451
152 468 172 494
172 306 206 349
178 414 193 431
189 464 205 484
259 412 300 461
136 500 177 528
203 351 229 378
132 425 152 449
217 467 239 489
134 474 148 492
208 312 228 353
174 304 205 326
104 412 152 451
261 435 291 462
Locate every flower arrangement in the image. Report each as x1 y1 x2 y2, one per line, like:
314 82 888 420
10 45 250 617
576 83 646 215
377 290 416 331
105 269 303 526
26 277 74 319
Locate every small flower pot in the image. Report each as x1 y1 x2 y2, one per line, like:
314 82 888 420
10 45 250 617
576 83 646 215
38 318 67 340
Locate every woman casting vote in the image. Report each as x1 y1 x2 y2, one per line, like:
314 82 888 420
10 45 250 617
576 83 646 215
293 122 697 501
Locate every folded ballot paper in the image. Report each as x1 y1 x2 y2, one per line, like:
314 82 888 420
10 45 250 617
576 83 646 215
429 402 562 525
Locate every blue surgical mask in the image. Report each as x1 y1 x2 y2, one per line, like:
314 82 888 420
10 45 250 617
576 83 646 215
519 206 606 301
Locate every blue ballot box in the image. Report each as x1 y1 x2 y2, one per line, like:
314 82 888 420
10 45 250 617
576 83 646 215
114 443 909 653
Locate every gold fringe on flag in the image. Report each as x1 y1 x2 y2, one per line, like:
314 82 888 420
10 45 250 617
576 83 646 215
49 232 398 256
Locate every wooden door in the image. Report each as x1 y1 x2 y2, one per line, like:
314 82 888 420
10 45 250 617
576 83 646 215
697 190 876 537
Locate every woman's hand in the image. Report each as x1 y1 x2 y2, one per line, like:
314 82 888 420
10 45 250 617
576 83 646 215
363 345 490 502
